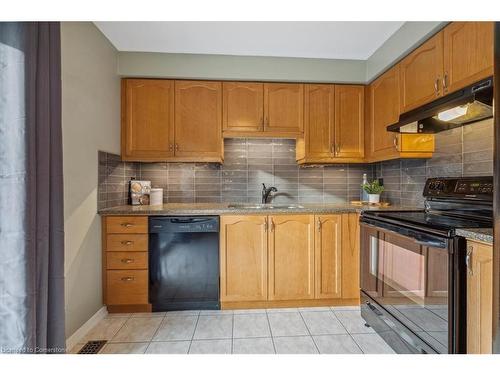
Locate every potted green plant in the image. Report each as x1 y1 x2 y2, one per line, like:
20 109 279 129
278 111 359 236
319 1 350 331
362 179 385 204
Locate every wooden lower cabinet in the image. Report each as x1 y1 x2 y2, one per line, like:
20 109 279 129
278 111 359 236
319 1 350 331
102 216 151 313
268 215 315 301
220 213 360 309
219 215 268 302
315 215 342 299
467 240 493 354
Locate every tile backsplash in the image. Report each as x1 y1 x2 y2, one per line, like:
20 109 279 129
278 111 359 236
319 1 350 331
98 138 374 209
374 118 493 207
98 119 493 210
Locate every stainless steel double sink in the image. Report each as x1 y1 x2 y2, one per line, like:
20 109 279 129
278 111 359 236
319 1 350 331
227 203 305 210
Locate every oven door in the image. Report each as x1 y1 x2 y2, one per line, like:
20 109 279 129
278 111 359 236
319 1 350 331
360 220 453 353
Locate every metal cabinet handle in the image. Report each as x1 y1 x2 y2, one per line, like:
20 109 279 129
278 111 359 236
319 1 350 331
174 143 179 151
264 217 269 232
270 219 275 232
393 136 399 150
121 276 135 282
264 117 269 128
169 144 174 151
466 246 473 275
121 223 133 228
121 240 133 246
442 73 448 92
317 219 322 232
121 258 134 264
336 144 340 155
435 77 440 96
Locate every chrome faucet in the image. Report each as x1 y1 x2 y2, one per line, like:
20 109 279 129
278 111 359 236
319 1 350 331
262 183 278 204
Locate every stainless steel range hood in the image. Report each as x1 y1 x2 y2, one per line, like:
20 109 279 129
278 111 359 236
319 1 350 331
387 77 493 133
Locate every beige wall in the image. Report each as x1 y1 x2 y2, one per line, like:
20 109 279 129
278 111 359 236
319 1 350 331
61 22 120 338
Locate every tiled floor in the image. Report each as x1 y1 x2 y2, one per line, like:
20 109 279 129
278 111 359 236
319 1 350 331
71 306 395 354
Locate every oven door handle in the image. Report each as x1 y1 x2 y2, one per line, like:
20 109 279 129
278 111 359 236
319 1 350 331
414 239 447 248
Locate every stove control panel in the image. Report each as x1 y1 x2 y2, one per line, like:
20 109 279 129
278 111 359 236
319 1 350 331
424 177 493 199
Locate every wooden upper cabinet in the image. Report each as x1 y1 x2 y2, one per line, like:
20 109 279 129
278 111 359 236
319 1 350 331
220 215 268 302
223 82 264 133
315 215 342 299
264 83 304 134
268 215 314 301
334 85 364 159
366 66 400 161
302 84 335 159
399 32 444 113
443 22 494 94
121 79 174 161
174 80 223 161
467 240 493 354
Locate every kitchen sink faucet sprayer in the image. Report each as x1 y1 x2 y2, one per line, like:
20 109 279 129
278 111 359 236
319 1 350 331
262 183 278 204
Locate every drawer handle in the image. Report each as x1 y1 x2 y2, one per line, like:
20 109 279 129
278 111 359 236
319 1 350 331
121 258 134 264
121 223 134 228
121 240 134 246
121 276 135 282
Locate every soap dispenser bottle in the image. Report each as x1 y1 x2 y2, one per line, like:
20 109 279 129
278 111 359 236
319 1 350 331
361 173 368 202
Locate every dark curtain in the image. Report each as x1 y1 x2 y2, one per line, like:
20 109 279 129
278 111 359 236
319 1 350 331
0 22 65 353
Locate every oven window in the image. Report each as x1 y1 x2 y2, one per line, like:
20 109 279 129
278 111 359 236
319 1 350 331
360 225 449 353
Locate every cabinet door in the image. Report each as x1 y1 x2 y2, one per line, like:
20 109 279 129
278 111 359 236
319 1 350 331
220 215 268 302
399 32 444 113
467 241 493 354
174 80 223 160
222 82 264 134
341 213 360 299
366 66 400 161
264 83 304 134
443 22 494 94
334 85 364 159
121 79 174 161
315 215 342 299
268 215 314 300
303 84 335 159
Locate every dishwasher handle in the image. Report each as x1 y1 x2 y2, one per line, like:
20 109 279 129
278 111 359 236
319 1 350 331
149 216 219 233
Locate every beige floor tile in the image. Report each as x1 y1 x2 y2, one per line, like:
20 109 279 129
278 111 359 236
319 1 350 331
67 343 84 354
81 318 128 343
189 339 232 354
193 315 233 340
334 310 375 334
153 315 198 341
111 317 163 342
100 342 148 354
233 314 271 338
301 311 347 335
274 336 318 354
313 334 362 354
232 338 275 354
351 334 395 354
268 312 309 337
146 341 191 354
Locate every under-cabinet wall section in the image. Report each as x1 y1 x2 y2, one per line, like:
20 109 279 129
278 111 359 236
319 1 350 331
98 139 374 208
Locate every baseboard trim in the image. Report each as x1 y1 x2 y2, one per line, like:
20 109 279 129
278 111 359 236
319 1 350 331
66 306 108 352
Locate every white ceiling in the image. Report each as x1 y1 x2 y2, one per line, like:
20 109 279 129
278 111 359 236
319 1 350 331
95 21 405 60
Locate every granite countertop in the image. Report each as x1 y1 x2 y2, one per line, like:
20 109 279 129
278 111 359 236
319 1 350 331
98 202 419 216
456 228 494 244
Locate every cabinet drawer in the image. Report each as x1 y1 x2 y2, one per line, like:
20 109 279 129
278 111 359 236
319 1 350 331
106 234 148 251
106 216 148 234
106 252 148 270
106 270 148 305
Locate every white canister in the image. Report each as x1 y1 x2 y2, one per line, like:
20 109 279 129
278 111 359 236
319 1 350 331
150 188 164 206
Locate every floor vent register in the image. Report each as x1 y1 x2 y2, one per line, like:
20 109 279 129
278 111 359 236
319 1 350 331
77 340 107 354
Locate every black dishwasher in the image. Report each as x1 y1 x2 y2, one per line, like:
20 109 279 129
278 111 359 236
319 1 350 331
149 216 220 311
